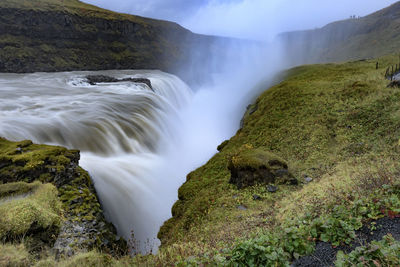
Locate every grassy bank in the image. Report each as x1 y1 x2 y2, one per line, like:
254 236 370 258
153 54 400 265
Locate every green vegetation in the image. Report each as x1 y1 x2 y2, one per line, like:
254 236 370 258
0 181 40 198
226 184 400 266
0 182 62 240
336 235 400 267
0 137 125 261
0 244 32 267
0 137 79 184
0 0 152 22
152 54 400 265
230 147 288 170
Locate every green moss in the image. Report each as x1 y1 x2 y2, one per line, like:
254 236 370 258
59 167 100 223
0 183 62 240
0 181 40 198
0 243 32 267
0 137 79 184
230 146 288 170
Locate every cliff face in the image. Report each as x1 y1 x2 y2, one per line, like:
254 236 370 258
0 0 222 83
278 1 400 65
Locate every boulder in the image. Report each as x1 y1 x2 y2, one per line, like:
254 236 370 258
228 147 297 189
217 140 229 152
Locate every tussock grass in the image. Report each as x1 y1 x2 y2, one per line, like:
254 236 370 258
0 243 31 267
0 182 62 240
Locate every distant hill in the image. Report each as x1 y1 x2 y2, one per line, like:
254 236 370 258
0 0 226 83
278 1 400 65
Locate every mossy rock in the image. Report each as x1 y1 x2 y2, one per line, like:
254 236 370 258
0 182 62 242
228 147 297 189
0 138 127 256
217 140 229 152
0 181 41 198
0 137 79 187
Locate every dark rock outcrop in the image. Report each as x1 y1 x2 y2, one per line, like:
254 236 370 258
228 147 297 189
86 75 153 89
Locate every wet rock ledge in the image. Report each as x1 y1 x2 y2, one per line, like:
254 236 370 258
86 75 153 90
0 137 127 257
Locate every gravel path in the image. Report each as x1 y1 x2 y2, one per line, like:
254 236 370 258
292 217 400 266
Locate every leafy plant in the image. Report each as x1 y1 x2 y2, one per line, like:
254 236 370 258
226 234 290 267
335 234 400 267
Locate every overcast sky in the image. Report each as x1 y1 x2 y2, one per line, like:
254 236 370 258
83 0 399 40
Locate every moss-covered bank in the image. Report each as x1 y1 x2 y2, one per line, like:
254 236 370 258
152 54 400 265
0 137 126 260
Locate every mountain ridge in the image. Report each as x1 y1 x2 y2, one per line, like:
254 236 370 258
278 1 400 65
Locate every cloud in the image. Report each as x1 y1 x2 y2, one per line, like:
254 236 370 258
82 0 399 40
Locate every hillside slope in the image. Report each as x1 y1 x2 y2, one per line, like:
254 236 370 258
153 54 400 265
279 1 400 65
0 0 222 82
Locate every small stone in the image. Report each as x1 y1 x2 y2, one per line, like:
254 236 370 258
267 185 277 193
233 194 239 199
15 147 22 154
275 169 289 177
304 177 313 183
253 194 262 200
237 205 247 210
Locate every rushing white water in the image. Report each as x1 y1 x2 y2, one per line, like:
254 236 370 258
0 42 281 254
0 70 194 253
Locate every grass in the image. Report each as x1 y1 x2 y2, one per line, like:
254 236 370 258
0 182 62 241
0 0 152 23
0 244 32 267
151 54 400 265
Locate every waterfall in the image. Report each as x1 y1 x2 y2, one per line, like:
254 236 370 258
0 42 279 254
0 70 193 253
